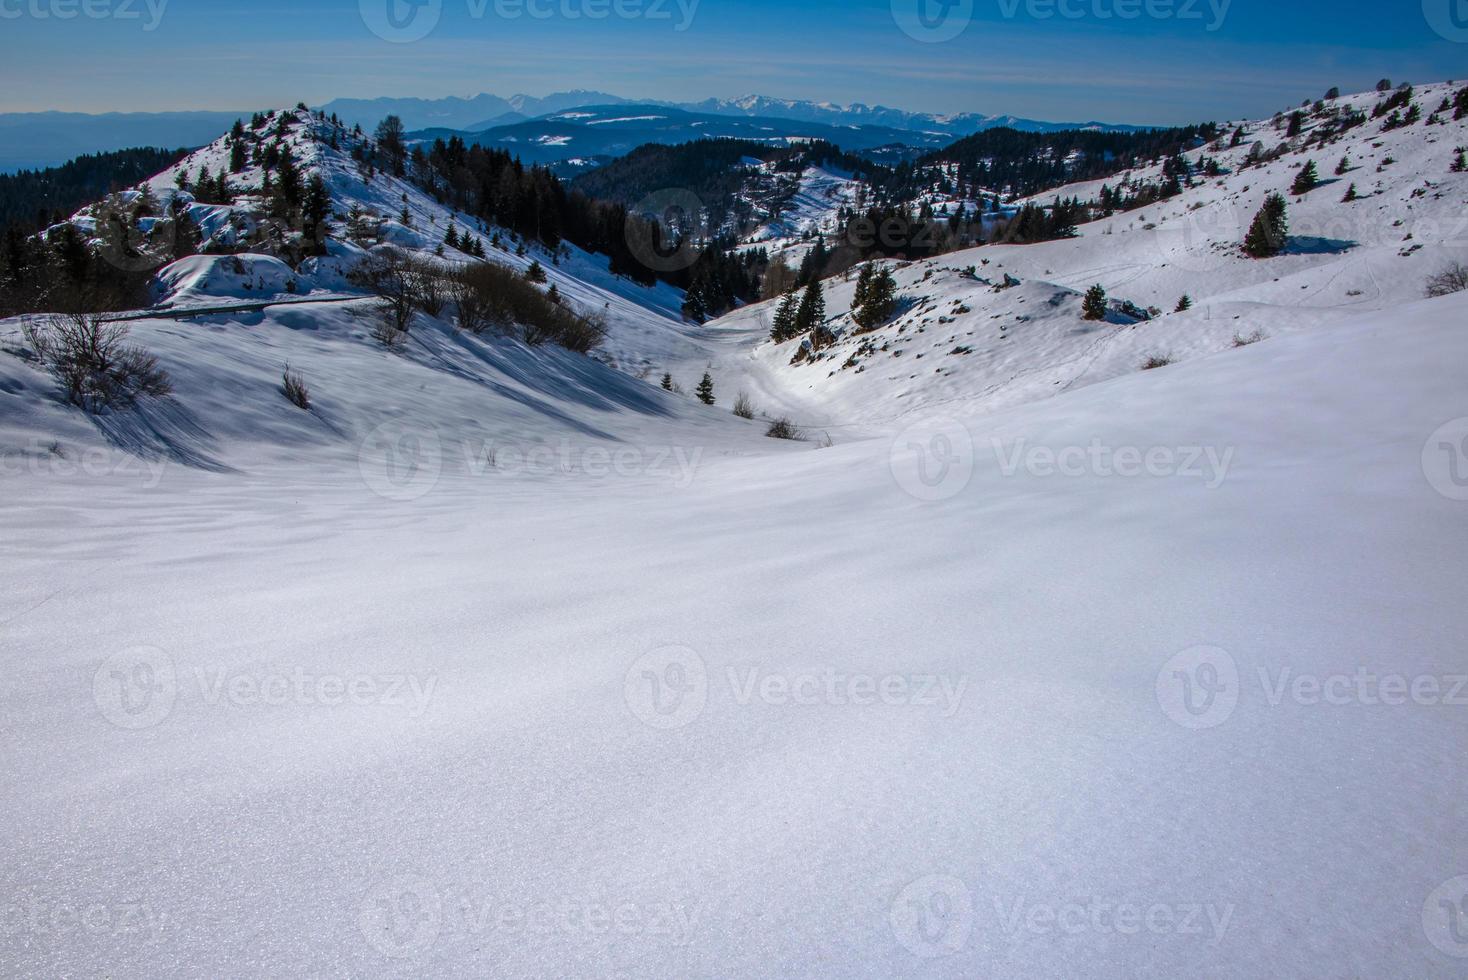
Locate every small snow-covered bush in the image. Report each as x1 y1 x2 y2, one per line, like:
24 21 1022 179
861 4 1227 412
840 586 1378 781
282 364 310 409
22 313 171 410
766 417 803 440
1141 354 1175 370
732 391 756 419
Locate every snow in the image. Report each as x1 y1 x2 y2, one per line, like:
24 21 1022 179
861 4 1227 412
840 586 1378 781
3 83 1468 977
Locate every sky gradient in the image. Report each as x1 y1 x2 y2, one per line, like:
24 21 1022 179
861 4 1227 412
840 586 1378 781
0 0 1463 123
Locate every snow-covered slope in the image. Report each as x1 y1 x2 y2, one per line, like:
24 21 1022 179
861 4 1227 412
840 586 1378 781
667 82 1468 434
3 288 1467 977
3 85 1468 978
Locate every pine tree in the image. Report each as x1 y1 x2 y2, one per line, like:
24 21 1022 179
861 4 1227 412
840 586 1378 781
1082 284 1107 320
795 280 825 334
1453 149 1468 173
525 259 546 283
547 283 560 305
660 373 673 391
1335 155 1350 176
1342 183 1358 202
302 174 332 245
695 371 715 405
770 290 799 342
1291 160 1319 195
1175 294 1192 313
445 224 459 250
852 262 897 331
1243 194 1289 258
230 136 248 173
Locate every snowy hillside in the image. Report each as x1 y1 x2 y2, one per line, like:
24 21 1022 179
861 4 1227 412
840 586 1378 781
668 81 1468 432
3 82 1468 978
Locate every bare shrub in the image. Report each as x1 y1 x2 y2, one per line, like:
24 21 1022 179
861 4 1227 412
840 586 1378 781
1425 261 1468 298
443 260 605 353
1232 330 1266 347
732 391 756 419
350 248 421 339
766 416 803 440
1141 354 1175 370
281 364 310 409
22 313 171 410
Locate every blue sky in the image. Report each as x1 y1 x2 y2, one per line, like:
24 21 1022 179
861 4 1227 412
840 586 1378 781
0 0 1463 123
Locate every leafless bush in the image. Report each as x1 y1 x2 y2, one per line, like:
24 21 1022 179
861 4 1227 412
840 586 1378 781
22 313 171 410
282 364 310 409
1141 354 1175 370
732 391 756 419
766 416 803 440
350 249 422 339
444 260 605 353
1425 261 1468 298
1232 330 1266 347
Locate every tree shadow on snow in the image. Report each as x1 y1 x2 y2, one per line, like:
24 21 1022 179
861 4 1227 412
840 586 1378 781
89 396 233 472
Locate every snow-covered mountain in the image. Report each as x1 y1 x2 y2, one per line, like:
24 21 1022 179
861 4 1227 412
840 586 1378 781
683 94 1147 135
4 82 1468 977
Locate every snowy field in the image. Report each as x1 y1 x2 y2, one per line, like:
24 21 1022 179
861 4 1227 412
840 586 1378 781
3 91 1468 977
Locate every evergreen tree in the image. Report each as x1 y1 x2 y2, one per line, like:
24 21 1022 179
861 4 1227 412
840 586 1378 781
229 136 248 173
1342 183 1358 202
1453 150 1467 173
1175 294 1192 313
851 262 897 331
770 290 799 342
1335 155 1350 175
1082 284 1107 321
660 373 673 391
795 280 825 334
445 224 460 250
1243 194 1289 258
1291 160 1319 195
695 371 715 405
302 173 332 246
525 259 546 283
